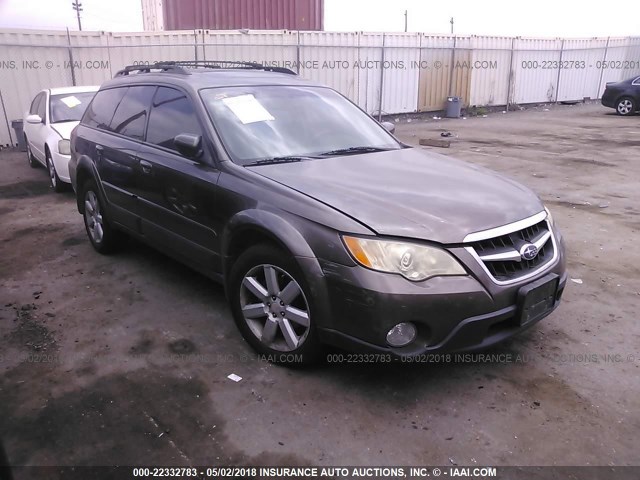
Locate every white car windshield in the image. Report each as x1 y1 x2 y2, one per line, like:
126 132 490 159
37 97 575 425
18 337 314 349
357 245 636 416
200 86 400 165
49 92 96 123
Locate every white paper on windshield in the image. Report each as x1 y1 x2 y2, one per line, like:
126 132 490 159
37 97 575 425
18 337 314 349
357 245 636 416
60 95 82 108
222 94 274 124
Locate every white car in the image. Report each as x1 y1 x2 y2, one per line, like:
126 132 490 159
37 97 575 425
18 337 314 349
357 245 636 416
24 86 99 192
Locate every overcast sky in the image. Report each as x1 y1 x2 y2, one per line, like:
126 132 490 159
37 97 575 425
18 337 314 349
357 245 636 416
0 0 637 37
0 0 143 31
326 0 640 37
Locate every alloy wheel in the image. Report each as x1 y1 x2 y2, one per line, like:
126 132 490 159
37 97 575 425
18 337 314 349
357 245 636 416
617 99 633 115
48 158 57 188
239 264 310 352
84 190 104 244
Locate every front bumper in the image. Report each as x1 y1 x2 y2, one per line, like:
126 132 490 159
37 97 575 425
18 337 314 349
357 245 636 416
317 230 567 358
51 150 72 183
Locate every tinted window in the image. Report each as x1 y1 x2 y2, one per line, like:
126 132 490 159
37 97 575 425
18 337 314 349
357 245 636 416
146 87 202 152
30 92 43 115
83 87 127 130
49 91 96 123
109 86 155 140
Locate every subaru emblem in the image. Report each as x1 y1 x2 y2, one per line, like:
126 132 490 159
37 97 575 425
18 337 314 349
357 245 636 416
520 243 538 261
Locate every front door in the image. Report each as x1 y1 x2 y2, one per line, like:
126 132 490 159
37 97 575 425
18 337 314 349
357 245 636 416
28 92 48 162
135 86 222 272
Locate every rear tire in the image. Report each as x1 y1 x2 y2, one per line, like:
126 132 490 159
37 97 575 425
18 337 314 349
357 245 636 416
81 179 123 254
616 97 636 116
228 244 322 365
26 136 38 168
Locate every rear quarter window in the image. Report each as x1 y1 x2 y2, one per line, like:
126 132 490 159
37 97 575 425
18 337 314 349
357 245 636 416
81 87 128 130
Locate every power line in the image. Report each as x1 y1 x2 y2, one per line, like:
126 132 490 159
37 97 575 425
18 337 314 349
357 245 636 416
72 1 83 31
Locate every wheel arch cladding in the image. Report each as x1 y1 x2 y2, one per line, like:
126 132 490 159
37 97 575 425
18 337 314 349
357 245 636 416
222 209 316 265
75 157 102 214
222 209 334 330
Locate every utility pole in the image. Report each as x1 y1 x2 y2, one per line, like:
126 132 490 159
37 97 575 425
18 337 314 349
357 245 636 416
450 17 454 35
404 10 408 32
72 1 83 31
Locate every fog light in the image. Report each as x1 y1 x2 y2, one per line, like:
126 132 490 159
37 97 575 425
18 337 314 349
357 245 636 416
386 322 417 347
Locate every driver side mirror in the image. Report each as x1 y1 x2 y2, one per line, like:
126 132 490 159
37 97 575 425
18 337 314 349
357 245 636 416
26 114 43 124
174 134 202 159
381 121 395 134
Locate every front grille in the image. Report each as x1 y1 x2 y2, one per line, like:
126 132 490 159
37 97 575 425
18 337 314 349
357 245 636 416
467 219 555 282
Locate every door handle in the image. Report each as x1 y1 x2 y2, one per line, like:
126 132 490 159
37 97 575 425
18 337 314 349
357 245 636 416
95 144 104 158
139 160 153 174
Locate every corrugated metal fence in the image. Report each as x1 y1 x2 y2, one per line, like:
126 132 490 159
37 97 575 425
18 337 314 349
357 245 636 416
1 28 639 146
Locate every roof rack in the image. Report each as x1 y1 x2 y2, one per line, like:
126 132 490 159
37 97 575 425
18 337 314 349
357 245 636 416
114 60 297 77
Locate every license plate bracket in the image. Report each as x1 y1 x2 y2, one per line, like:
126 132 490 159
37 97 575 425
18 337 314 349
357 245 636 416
517 273 559 326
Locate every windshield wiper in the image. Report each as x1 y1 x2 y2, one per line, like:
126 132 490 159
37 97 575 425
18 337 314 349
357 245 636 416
318 146 393 156
244 156 310 167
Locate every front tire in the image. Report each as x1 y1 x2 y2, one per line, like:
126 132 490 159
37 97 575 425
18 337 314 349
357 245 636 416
81 179 122 254
46 151 66 193
228 244 321 365
616 97 636 116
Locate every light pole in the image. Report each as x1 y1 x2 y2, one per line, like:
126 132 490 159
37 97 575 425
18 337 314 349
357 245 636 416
72 1 83 31
404 10 408 32
450 17 454 35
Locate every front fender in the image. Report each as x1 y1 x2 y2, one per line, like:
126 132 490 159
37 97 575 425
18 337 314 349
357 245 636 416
221 209 316 260
221 209 334 328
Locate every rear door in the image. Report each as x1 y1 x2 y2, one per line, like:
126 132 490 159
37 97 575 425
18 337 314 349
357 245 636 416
80 86 155 232
134 86 222 272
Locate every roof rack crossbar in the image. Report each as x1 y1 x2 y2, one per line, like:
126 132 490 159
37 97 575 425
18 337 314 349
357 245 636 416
114 63 187 76
114 60 296 77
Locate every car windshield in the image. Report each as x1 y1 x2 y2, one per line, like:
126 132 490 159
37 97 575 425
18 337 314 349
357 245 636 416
49 91 96 123
200 86 400 165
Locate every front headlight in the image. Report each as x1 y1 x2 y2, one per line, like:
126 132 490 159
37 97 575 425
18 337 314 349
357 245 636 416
544 206 554 227
58 139 70 155
342 235 466 281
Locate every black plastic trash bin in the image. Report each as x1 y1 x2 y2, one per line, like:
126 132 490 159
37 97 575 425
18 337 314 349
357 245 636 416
11 120 26 151
445 96 462 118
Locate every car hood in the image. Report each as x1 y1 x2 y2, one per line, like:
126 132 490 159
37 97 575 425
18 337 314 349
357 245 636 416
50 121 80 140
249 148 544 243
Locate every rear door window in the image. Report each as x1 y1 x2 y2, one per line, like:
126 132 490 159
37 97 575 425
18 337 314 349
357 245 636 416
82 87 128 131
146 87 202 152
109 86 156 141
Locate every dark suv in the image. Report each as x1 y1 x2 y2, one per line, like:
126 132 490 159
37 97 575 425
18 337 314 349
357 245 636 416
70 61 566 363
